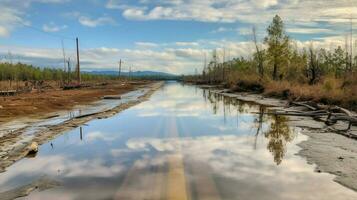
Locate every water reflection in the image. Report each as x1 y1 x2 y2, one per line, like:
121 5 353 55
203 90 295 165
264 115 295 165
254 106 267 150
0 82 356 200
80 127 83 141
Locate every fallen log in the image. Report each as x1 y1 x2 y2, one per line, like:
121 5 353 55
253 111 328 117
327 106 357 130
290 101 318 111
329 106 356 118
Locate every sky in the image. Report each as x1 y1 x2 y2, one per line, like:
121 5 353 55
0 0 356 74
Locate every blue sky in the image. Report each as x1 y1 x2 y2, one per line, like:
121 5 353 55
0 0 356 74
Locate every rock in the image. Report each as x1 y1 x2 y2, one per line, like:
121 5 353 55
0 105 3 109
28 142 38 154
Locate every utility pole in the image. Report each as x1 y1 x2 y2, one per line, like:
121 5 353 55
61 39 66 72
67 58 71 84
222 48 226 81
350 17 353 72
118 59 122 78
203 52 207 81
76 37 81 85
129 66 132 80
7 51 13 64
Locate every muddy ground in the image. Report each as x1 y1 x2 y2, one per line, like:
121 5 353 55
0 80 151 124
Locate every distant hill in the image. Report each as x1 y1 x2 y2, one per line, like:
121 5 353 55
84 70 178 78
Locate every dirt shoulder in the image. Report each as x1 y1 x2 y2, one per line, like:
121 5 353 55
206 87 357 192
0 81 150 124
0 81 164 173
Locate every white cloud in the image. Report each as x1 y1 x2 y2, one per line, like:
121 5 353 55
116 0 356 36
0 7 24 37
167 48 205 60
42 22 67 32
0 26 10 37
238 27 252 36
252 0 278 9
135 42 159 48
106 0 124 9
78 16 116 27
1 35 356 74
212 27 234 33
86 131 119 142
287 28 333 34
0 0 70 37
175 42 199 47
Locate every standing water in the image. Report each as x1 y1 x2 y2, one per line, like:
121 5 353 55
0 82 356 200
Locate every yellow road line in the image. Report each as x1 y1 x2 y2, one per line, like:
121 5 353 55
167 154 188 200
177 117 221 200
166 116 189 200
114 118 165 200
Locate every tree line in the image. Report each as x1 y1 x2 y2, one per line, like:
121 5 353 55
193 15 356 87
0 62 182 91
0 62 118 88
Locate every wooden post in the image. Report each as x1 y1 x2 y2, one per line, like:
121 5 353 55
76 37 81 85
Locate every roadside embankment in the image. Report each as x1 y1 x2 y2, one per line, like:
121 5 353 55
0 80 150 124
0 81 164 173
189 78 357 112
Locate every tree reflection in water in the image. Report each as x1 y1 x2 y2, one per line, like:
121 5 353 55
203 88 296 165
264 115 295 165
253 106 267 150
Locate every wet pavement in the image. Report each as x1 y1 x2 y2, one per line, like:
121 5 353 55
0 82 356 200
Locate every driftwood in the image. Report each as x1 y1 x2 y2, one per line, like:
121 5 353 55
258 111 328 117
275 101 357 131
326 106 357 129
290 101 317 111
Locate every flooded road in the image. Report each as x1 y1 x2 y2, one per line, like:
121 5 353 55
0 82 356 200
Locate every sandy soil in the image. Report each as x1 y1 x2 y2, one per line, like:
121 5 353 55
0 81 150 124
298 124 357 191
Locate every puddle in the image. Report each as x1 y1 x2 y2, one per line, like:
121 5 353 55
0 82 356 200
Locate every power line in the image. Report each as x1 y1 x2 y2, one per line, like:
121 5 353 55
12 18 75 41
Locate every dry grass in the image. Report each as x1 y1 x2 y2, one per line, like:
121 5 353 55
227 73 357 111
263 78 357 110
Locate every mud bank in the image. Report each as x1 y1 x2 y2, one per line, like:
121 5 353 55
0 82 164 173
207 87 357 192
0 81 150 124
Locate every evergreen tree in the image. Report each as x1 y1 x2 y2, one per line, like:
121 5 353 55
264 15 290 80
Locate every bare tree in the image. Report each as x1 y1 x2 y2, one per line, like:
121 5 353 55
252 26 264 78
307 42 320 85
